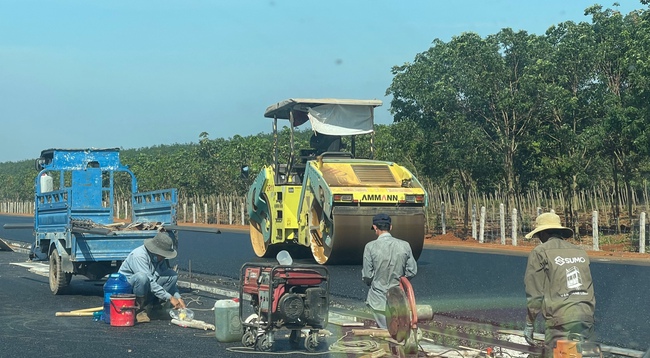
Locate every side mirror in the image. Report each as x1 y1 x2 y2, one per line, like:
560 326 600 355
35 158 46 171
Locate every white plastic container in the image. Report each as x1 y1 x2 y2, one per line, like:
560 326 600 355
214 299 243 342
276 250 293 265
40 173 53 193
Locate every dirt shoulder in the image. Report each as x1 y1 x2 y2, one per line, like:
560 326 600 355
183 221 650 261
425 232 650 261
5 213 648 262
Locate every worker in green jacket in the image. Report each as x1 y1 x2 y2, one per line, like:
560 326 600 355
523 212 595 356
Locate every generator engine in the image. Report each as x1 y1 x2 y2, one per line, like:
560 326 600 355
239 263 329 352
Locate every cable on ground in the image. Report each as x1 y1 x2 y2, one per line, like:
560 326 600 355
328 331 384 355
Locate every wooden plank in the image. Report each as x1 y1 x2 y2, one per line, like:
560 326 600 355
55 312 95 317
328 312 365 327
0 239 12 251
351 328 391 337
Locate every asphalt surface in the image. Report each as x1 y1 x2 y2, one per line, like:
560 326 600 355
0 249 348 358
2 214 650 352
172 228 650 351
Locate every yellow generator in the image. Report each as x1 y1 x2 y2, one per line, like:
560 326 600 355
247 98 427 264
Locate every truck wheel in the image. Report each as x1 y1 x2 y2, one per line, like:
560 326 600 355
49 253 71 295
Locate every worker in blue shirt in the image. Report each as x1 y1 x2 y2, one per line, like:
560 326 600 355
362 213 417 329
119 231 185 323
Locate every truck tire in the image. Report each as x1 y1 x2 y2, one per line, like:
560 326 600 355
49 253 71 295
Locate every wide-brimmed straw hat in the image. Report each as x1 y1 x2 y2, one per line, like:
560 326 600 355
525 212 573 239
144 232 177 259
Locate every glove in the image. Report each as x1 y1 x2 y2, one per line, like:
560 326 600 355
523 322 535 345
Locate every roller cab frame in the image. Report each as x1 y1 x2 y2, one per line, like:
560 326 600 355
247 98 428 264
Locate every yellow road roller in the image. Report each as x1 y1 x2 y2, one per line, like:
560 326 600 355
247 98 427 264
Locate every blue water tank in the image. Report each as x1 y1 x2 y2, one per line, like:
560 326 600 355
103 273 132 324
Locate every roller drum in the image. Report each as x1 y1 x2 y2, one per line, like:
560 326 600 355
314 206 425 265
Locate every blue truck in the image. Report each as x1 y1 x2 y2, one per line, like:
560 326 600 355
28 148 178 294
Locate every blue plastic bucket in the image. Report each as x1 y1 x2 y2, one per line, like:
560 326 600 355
103 273 132 324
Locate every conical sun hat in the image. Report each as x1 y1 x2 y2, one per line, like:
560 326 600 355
525 212 573 239
144 231 177 259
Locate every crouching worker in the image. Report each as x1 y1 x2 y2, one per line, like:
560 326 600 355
119 231 186 323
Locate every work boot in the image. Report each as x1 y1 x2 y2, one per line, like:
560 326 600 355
135 296 151 323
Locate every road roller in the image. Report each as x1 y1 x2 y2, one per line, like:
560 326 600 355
247 98 427 264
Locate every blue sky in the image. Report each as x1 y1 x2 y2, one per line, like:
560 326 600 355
0 0 644 163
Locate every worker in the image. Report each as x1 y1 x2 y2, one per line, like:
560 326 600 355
310 132 342 154
118 231 186 323
523 212 595 355
362 213 417 329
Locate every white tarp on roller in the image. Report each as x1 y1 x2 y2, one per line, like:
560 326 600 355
307 104 374 136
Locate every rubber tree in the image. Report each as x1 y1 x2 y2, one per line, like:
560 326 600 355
588 5 648 231
526 19 606 235
387 33 503 233
388 29 546 230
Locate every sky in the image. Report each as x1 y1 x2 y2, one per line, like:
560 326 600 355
0 0 645 163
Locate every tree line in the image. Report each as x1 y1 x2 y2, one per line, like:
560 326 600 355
1 3 650 235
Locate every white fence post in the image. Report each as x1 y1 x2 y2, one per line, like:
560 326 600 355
500 203 506 245
511 208 518 246
640 212 646 254
229 201 233 225
471 204 477 240
592 211 599 251
192 203 196 224
204 203 208 224
478 206 485 244
217 203 221 225
183 203 187 223
241 202 245 225
441 201 446 235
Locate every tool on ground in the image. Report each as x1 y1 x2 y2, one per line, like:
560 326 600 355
552 333 602 358
171 318 215 330
239 261 329 352
385 276 434 358
55 306 103 317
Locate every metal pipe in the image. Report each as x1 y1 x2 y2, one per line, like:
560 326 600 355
273 117 278 185
164 225 221 234
3 223 34 229
71 227 114 236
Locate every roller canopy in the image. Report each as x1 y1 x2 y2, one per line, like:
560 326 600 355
264 98 382 135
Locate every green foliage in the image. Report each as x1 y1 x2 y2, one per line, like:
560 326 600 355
0 160 34 200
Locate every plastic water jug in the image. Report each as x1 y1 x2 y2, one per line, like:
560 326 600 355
214 299 243 342
103 273 132 324
276 250 292 265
